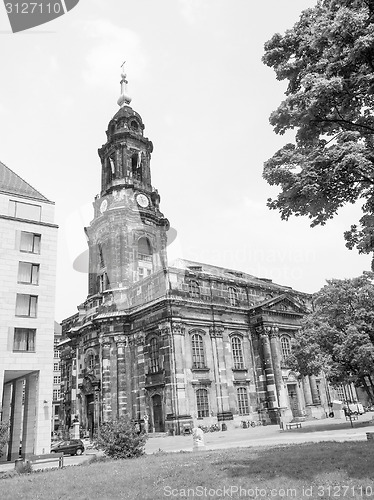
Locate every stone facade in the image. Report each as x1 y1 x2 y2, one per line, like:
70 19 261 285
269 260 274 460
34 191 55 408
0 161 58 458
60 78 332 436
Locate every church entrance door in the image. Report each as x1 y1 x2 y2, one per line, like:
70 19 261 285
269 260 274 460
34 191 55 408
287 384 299 418
152 394 164 432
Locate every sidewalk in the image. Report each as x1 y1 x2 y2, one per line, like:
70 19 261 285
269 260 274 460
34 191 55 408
145 412 374 454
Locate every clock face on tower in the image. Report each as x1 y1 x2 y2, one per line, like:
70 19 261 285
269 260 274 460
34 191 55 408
136 193 149 208
100 199 108 213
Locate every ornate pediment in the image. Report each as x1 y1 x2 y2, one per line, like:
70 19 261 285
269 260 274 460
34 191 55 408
260 294 307 315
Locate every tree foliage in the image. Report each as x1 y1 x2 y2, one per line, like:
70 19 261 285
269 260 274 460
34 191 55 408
288 272 374 399
263 0 374 265
93 417 147 459
0 422 9 458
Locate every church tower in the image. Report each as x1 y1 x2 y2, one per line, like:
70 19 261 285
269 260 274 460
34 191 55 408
85 67 169 305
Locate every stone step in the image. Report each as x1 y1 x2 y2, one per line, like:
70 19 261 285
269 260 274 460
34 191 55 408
148 432 168 438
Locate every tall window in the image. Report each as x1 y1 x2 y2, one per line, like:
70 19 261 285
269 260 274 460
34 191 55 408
13 328 36 352
237 387 249 415
15 294 38 317
228 287 239 306
138 237 153 280
189 281 200 298
281 336 292 359
10 200 41 221
54 362 60 371
196 388 209 418
20 232 41 254
87 353 95 371
18 262 39 285
149 337 160 373
54 349 60 358
231 336 244 369
53 375 61 384
53 389 61 400
98 273 109 293
191 334 205 369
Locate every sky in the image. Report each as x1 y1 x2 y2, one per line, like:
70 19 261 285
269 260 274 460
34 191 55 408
0 0 371 322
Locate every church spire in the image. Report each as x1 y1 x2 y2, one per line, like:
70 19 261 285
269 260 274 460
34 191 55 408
117 61 132 108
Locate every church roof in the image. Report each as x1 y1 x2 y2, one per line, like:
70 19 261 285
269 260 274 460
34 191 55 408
169 258 297 293
112 105 143 124
0 160 50 202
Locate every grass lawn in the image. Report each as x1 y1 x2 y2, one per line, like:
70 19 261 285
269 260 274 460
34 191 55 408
1 441 373 500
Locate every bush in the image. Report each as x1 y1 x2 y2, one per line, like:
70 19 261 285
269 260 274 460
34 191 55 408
0 422 9 459
93 418 148 459
16 461 33 474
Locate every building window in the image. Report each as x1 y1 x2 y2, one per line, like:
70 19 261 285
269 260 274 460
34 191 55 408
53 389 60 400
20 231 41 254
237 387 250 415
281 336 292 359
231 336 244 369
18 262 39 285
149 337 160 373
336 386 345 401
54 362 60 371
189 281 200 298
53 376 61 384
191 334 205 369
98 272 109 293
228 287 239 306
9 200 41 221
137 237 153 280
54 349 60 358
15 294 38 317
196 388 209 418
87 353 95 371
13 328 36 352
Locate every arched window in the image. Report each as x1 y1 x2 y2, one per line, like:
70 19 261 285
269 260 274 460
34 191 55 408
231 336 244 369
228 287 238 307
131 152 142 181
149 337 160 373
87 353 95 371
189 281 200 298
137 237 153 280
196 388 209 418
191 334 205 369
281 335 292 359
237 387 249 415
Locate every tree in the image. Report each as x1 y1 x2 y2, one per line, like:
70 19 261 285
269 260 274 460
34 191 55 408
262 0 374 267
288 272 374 400
0 422 9 458
93 417 147 459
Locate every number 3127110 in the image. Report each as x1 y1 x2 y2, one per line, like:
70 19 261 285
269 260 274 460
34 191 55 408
5 3 62 14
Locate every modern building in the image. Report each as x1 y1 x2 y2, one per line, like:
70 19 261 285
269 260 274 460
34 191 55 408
60 71 332 437
52 321 62 435
0 161 58 460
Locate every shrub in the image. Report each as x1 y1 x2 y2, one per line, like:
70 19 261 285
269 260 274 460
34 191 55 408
16 461 33 474
0 422 9 459
93 417 148 459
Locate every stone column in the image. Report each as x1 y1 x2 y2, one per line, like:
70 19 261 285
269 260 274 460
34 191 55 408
115 336 128 417
22 374 37 458
302 376 313 406
137 334 146 422
1 383 12 458
101 339 112 422
9 378 24 461
261 327 277 414
309 376 321 405
172 322 189 419
269 326 287 408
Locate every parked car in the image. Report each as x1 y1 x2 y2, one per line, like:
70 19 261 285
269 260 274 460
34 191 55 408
343 403 364 415
51 439 85 456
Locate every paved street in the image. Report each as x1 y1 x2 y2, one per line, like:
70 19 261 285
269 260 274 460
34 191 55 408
0 413 373 474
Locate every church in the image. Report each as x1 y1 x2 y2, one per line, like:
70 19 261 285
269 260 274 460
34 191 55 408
60 70 333 436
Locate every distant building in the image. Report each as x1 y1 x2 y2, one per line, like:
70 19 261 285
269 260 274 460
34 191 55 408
52 321 62 434
60 72 333 437
0 161 58 460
